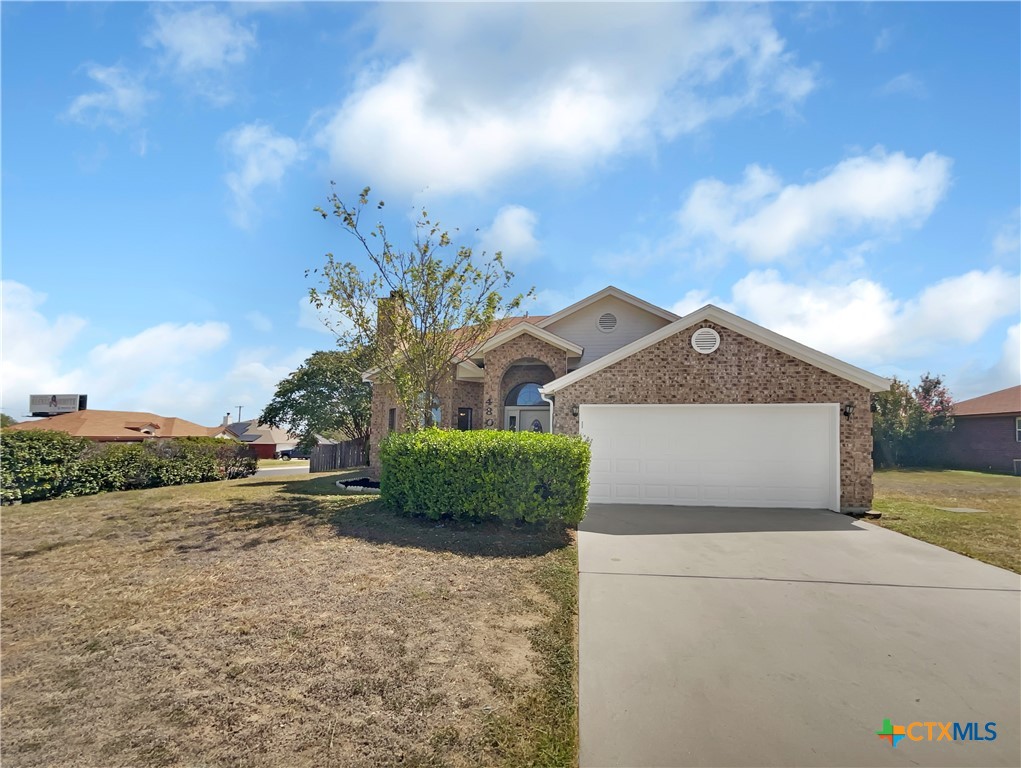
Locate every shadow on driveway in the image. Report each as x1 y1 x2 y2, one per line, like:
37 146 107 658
581 503 864 536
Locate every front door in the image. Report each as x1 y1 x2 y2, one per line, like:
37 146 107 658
505 407 550 433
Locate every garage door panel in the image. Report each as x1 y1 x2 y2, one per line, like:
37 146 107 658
614 458 641 475
643 433 671 455
702 485 732 501
612 435 641 455
643 459 670 478
581 404 838 511
670 485 700 501
667 461 700 482
615 483 641 498
643 484 669 499
667 435 700 459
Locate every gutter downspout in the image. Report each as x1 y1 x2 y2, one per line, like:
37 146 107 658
539 388 554 433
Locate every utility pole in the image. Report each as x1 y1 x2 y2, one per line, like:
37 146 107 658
236 405 244 424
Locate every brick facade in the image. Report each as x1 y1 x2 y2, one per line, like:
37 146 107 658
368 320 877 509
941 415 1020 473
481 336 568 430
368 335 571 469
550 323 875 509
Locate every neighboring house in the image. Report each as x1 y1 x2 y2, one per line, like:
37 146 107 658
4 409 220 442
365 286 891 512
942 385 1021 475
223 419 298 460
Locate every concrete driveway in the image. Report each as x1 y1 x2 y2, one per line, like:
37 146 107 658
579 504 1021 768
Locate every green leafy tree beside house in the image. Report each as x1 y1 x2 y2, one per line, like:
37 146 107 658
872 373 955 467
260 348 372 449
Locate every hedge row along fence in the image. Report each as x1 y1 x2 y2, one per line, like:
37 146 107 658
379 429 591 524
0 430 258 505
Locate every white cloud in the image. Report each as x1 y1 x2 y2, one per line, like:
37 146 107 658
129 346 311 426
145 6 256 104
316 4 816 194
0 281 86 417
670 288 720 317
878 72 927 98
297 296 351 336
478 205 540 265
950 323 1021 401
246 311 273 333
222 122 301 227
992 324 1021 390
715 266 1019 364
89 322 230 369
528 288 574 316
65 64 153 129
993 208 1020 257
0 281 316 426
873 28 895 53
678 148 952 262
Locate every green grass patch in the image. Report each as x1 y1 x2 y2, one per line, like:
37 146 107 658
256 458 310 468
872 469 1020 573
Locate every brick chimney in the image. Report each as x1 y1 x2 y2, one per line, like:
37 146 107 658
377 290 406 355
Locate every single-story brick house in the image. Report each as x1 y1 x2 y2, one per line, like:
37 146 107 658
366 286 891 512
941 385 1021 475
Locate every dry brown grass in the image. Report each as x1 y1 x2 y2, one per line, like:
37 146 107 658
1 472 577 767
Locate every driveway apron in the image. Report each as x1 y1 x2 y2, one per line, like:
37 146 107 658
578 504 1021 768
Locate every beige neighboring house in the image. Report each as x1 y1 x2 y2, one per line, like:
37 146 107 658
365 286 891 512
223 419 298 460
5 409 221 442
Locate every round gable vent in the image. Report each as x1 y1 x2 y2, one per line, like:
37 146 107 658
597 312 617 333
691 327 720 354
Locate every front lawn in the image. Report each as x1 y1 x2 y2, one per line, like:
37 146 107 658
872 469 1021 574
1 472 578 767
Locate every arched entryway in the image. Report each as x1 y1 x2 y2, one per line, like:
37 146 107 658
501 361 555 432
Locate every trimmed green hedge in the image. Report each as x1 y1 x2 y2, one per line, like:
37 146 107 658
0 431 257 504
380 428 590 524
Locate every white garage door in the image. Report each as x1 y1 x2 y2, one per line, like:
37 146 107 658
580 404 839 511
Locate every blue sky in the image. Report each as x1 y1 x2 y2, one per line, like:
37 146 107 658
3 2 1019 426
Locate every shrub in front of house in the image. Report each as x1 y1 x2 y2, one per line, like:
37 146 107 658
379 428 590 524
0 430 95 504
0 431 258 504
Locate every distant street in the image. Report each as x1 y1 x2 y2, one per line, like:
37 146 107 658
254 464 310 478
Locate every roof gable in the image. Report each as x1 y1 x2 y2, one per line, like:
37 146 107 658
536 286 678 329
541 304 892 394
472 322 583 359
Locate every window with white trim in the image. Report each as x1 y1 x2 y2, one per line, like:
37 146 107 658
1016 416 1021 442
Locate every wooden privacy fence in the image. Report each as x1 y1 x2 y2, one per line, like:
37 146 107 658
310 438 369 473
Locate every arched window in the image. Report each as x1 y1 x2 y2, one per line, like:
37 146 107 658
504 382 545 407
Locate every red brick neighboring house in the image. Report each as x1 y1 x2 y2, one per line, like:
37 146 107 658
4 409 221 442
943 385 1021 474
365 286 891 512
